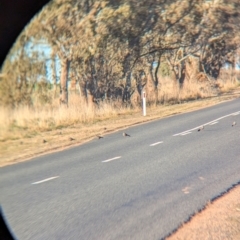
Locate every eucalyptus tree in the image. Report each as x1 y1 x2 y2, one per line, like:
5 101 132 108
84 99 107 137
0 32 46 107
96 0 205 103
135 0 204 100
193 0 240 79
26 0 105 105
162 0 240 87
2 0 240 108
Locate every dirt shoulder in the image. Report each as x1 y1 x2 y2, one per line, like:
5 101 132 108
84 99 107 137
167 184 240 240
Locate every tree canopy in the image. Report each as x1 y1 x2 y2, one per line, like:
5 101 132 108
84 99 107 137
1 0 240 107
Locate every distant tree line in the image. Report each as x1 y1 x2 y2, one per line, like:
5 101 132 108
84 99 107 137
1 0 240 107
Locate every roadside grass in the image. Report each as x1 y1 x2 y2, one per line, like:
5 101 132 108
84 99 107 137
0 96 139 142
1 76 238 142
158 77 215 104
0 77 240 167
215 69 240 93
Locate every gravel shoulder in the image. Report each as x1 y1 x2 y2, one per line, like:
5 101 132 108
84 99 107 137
167 184 240 240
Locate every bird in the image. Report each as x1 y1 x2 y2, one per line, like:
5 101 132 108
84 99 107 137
43 139 47 143
232 121 236 127
69 137 75 141
198 125 204 132
123 132 131 137
97 135 103 139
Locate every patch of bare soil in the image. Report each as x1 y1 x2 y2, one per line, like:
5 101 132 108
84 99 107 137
167 185 240 240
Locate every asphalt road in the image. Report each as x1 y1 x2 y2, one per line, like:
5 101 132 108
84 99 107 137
1 99 240 240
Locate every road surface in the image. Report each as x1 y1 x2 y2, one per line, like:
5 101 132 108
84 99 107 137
0 99 240 240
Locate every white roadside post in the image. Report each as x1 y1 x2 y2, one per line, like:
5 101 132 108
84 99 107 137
142 89 146 116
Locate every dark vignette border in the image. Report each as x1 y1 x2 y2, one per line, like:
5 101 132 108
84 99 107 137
0 0 50 67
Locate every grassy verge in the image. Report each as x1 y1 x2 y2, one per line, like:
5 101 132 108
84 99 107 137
0 79 240 167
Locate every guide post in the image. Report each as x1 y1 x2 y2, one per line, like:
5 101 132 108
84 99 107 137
142 89 146 116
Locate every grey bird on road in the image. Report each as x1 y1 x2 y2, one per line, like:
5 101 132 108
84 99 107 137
123 132 131 137
198 125 204 132
232 121 236 127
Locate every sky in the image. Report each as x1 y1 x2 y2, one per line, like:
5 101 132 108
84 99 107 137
27 41 61 84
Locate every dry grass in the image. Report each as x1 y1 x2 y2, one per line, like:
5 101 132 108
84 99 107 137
158 77 216 104
217 81 239 93
0 95 139 142
0 78 213 142
1 76 238 143
157 69 240 105
0 77 240 167
215 70 240 93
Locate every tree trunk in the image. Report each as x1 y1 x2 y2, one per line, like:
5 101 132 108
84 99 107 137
79 80 88 103
178 63 186 88
86 87 94 109
230 58 235 83
59 58 70 106
52 57 57 98
154 59 161 105
146 64 158 105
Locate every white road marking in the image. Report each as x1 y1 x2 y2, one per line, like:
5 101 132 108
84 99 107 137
150 141 163 146
232 112 239 116
173 111 240 136
32 176 59 185
181 132 191 136
102 156 121 163
209 121 218 125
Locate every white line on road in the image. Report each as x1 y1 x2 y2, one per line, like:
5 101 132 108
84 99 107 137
209 121 218 125
102 156 121 163
173 111 240 136
232 112 240 116
150 141 163 146
32 176 59 185
181 132 191 136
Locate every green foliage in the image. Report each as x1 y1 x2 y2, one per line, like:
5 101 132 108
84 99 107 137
159 62 172 77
